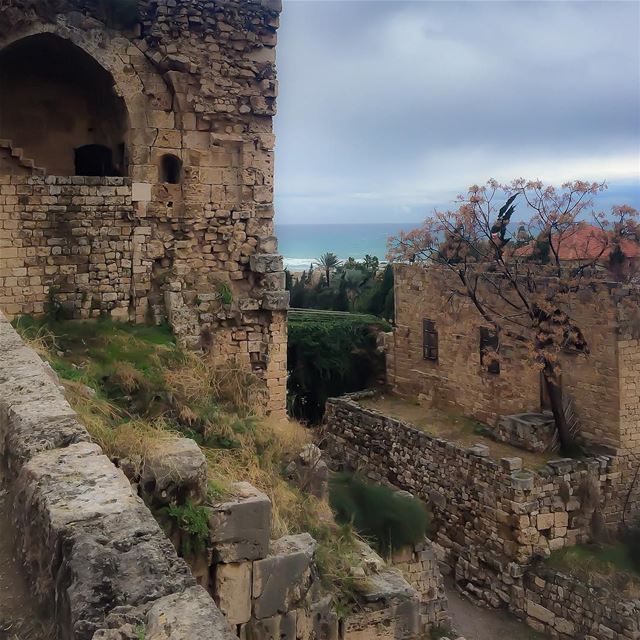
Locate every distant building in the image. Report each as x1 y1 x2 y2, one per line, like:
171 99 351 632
514 222 640 273
386 264 640 516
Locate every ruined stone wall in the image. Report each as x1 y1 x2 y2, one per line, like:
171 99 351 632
390 539 451 632
0 0 287 414
390 265 626 451
0 311 237 640
324 393 638 640
517 567 640 640
617 338 640 519
324 393 621 564
615 296 640 523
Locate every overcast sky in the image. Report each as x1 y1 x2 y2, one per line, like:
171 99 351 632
273 0 640 225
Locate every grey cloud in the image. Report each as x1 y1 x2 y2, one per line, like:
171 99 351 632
274 1 640 223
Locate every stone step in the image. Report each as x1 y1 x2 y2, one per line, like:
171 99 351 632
0 138 46 175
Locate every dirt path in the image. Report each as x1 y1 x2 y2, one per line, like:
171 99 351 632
0 470 54 640
445 581 548 640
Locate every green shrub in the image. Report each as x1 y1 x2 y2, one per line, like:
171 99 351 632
216 281 233 306
329 474 428 557
287 315 386 424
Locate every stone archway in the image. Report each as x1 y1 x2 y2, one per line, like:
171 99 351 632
0 32 129 176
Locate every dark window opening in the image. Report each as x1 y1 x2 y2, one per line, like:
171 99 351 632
74 144 117 177
480 327 500 374
423 319 438 361
160 154 182 184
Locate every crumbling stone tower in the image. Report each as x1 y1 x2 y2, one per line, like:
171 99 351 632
0 0 287 414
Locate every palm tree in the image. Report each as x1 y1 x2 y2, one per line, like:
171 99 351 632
342 269 367 311
316 252 341 287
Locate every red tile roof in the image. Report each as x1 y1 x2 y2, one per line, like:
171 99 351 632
514 223 640 261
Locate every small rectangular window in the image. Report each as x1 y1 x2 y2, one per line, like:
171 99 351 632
480 327 500 374
423 319 438 361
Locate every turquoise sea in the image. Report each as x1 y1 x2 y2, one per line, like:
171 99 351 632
275 222 418 270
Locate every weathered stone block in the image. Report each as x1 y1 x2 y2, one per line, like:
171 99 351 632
15 442 195 639
261 291 289 311
258 235 278 254
209 482 272 562
261 271 286 291
214 562 252 626
526 600 555 625
241 611 296 640
252 533 317 619
249 254 283 274
141 437 207 505
144 586 236 640
536 512 555 531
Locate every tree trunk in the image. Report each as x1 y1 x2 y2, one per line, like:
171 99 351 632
542 364 573 454
326 268 330 287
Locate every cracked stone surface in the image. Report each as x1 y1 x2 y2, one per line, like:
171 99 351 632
15 442 195 640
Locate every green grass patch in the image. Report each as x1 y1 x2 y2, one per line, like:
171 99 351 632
547 542 640 596
547 542 637 576
159 502 210 557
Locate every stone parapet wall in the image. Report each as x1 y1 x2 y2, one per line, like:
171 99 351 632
0 311 237 639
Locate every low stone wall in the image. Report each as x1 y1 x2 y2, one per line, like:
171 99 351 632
518 566 640 640
324 393 617 567
323 392 638 640
0 311 236 640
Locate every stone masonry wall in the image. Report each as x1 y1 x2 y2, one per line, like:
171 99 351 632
390 539 451 633
616 298 640 521
389 264 640 520
324 393 619 564
0 176 135 319
0 311 237 639
324 393 639 640
0 0 288 415
518 566 640 640
389 265 623 450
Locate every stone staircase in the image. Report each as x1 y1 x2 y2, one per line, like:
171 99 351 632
0 138 45 175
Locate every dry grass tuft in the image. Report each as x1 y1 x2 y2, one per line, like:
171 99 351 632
205 415 314 537
18 321 57 359
165 351 264 415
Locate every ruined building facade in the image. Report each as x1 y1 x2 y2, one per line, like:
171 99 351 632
0 0 287 414
387 264 640 521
